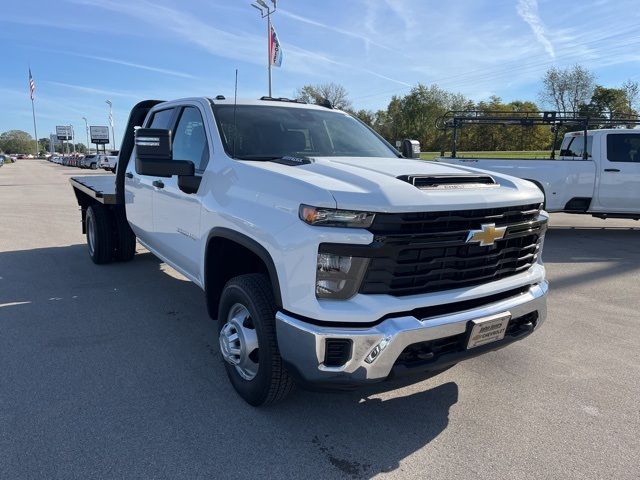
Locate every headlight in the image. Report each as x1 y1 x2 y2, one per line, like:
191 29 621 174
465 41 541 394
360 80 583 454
300 205 375 228
316 252 369 299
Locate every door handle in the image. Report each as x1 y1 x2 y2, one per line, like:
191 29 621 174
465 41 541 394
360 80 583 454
125 172 133 178
152 180 165 189
604 168 620 172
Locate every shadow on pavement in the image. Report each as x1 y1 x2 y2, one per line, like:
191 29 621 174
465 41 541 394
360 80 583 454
542 226 640 291
0 244 457 479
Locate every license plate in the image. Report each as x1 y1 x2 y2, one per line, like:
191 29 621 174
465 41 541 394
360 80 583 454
467 312 511 349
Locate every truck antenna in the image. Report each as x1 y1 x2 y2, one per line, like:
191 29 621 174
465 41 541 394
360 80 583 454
233 69 238 159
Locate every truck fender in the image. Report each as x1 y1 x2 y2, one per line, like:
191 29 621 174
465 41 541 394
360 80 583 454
524 179 546 209
204 228 283 314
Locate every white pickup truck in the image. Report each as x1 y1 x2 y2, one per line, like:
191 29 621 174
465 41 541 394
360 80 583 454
69 97 548 406
439 129 640 220
97 153 118 172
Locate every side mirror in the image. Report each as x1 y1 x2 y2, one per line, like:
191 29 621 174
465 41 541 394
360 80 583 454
402 139 421 159
135 128 194 177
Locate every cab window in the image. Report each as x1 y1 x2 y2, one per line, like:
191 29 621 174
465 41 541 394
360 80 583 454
172 107 209 173
607 134 640 163
560 136 593 159
147 108 175 129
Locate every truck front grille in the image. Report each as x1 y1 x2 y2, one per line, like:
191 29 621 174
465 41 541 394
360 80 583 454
357 204 545 297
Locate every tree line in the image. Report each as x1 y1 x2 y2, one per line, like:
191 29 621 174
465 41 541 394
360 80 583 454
297 66 639 152
3 66 637 155
0 130 86 155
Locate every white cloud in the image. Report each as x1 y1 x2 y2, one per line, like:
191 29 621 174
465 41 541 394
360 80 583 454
69 53 197 79
516 0 555 58
279 9 400 54
45 81 142 99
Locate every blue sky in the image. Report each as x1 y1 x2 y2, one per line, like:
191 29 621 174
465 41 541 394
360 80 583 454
2 0 639 146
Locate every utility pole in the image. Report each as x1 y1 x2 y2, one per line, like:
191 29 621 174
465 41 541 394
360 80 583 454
82 117 90 153
106 99 115 150
251 0 278 97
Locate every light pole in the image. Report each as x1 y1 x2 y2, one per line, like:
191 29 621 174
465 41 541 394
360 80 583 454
105 99 115 151
70 125 76 154
82 117 90 153
251 0 277 97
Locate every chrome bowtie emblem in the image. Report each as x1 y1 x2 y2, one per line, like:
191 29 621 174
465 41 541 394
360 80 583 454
466 223 507 246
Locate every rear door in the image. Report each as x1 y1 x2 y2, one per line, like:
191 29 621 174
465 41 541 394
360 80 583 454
597 132 640 212
124 107 177 245
152 104 209 279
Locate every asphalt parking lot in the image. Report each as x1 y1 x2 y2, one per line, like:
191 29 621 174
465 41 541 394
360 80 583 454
1 160 639 480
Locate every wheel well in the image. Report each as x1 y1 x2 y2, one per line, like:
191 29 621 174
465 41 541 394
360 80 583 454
205 233 282 319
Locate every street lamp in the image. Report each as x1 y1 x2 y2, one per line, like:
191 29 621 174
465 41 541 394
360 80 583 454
105 100 115 150
82 117 90 154
251 0 277 97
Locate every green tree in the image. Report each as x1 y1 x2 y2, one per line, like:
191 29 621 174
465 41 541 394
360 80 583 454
539 65 595 112
579 85 637 126
373 84 473 151
295 83 352 110
353 109 376 127
38 137 51 153
0 130 35 154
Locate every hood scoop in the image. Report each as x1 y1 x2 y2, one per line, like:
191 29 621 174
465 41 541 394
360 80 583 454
397 174 498 190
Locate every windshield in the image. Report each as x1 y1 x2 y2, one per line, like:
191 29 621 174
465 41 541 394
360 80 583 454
213 105 398 160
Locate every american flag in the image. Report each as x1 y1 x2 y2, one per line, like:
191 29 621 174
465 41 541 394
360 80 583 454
28 68 36 100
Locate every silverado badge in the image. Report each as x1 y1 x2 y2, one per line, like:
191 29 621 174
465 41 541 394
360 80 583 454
466 223 507 246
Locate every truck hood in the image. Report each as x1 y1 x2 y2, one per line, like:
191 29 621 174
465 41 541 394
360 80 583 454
245 156 543 212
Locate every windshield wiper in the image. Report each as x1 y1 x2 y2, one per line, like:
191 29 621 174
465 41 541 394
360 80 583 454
233 155 283 161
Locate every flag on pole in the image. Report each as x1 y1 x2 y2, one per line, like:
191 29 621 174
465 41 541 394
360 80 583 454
28 68 36 100
269 24 282 67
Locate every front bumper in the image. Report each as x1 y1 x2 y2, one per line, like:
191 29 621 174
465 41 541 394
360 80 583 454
276 281 547 388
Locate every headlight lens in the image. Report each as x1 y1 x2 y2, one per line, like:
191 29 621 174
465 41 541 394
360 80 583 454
316 252 369 299
300 205 375 228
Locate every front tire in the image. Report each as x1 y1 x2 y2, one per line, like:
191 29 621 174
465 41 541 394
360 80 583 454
217 274 294 406
86 205 114 264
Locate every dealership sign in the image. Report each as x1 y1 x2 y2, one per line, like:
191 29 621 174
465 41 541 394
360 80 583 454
56 125 72 141
90 126 110 144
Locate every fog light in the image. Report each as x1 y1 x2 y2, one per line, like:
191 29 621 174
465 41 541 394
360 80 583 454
316 252 369 299
365 337 392 364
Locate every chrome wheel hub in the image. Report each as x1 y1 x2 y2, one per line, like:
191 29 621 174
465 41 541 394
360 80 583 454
219 303 259 380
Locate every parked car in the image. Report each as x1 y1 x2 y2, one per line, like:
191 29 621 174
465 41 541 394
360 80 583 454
0 156 4 167
0 154 8 165
80 155 99 169
69 97 548 406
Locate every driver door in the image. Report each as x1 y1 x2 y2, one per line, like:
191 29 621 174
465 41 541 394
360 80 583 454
152 105 209 280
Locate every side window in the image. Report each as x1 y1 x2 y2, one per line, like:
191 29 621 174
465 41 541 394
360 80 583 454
607 134 640 163
172 107 209 172
147 108 175 129
561 136 593 159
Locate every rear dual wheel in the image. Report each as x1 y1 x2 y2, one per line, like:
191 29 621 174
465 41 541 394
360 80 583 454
85 205 136 264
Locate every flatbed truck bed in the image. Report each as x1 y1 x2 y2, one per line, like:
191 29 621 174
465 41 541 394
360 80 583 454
69 175 118 205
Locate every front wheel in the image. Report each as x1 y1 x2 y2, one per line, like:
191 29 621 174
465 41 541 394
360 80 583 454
217 274 294 406
91 163 97 170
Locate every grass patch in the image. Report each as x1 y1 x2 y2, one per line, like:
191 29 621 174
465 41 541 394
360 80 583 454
420 151 551 160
